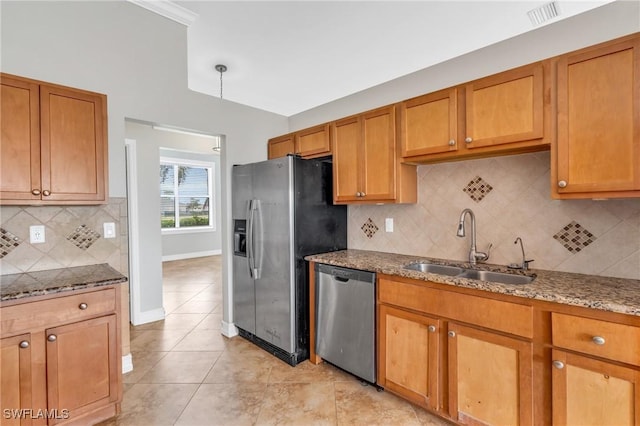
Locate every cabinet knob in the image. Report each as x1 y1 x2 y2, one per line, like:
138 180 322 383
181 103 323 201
448 140 456 146
19 341 29 349
47 334 57 342
42 190 51 196
361 192 366 197
428 325 436 333
79 303 88 310
31 189 41 195
557 180 567 188
465 137 473 144
448 331 456 338
356 192 361 197
552 360 565 369
592 336 606 345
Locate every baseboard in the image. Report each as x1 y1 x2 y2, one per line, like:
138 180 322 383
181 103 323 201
162 250 221 262
122 353 133 374
221 320 238 338
131 307 166 326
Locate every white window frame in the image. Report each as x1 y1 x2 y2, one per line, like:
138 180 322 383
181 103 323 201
160 156 215 235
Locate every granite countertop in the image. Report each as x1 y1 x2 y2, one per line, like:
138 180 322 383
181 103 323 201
0 263 128 302
306 249 640 317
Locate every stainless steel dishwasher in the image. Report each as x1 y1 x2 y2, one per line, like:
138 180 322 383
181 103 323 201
315 263 376 383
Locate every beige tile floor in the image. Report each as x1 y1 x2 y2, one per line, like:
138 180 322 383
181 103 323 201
98 256 452 426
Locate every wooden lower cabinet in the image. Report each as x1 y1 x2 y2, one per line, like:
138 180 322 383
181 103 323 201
377 305 439 410
0 287 121 426
551 350 640 425
447 322 533 425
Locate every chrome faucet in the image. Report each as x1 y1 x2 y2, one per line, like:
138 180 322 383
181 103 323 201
456 208 492 265
509 237 534 270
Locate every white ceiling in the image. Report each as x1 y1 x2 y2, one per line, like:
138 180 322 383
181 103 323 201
139 1 614 117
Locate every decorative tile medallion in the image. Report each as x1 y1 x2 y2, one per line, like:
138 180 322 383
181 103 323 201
361 218 379 239
553 221 597 253
463 176 493 202
0 228 21 258
66 225 101 250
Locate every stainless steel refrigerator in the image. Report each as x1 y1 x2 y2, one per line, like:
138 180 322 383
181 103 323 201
232 155 347 366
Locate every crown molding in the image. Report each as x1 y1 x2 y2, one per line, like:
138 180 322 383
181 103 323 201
127 0 198 27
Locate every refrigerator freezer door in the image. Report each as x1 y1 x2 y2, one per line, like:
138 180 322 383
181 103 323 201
232 163 255 334
251 157 295 353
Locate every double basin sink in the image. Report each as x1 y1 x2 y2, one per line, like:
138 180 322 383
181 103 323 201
404 261 535 285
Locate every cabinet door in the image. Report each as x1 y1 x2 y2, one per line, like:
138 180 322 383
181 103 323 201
45 315 119 424
378 305 439 410
332 116 361 203
448 323 533 426
0 76 41 202
1 334 33 426
465 63 544 149
400 88 458 157
296 124 331 158
551 349 640 426
361 106 396 201
556 37 640 196
40 85 107 202
267 134 295 159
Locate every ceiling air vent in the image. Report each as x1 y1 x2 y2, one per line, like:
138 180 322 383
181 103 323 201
527 1 560 26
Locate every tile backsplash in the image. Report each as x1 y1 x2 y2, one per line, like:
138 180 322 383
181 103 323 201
349 152 640 280
0 198 129 277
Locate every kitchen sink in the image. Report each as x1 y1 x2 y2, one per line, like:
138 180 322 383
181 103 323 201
403 261 535 285
404 262 465 276
457 269 535 285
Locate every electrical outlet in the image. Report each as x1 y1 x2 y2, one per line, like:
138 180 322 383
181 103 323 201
30 225 46 244
103 222 116 239
385 218 394 233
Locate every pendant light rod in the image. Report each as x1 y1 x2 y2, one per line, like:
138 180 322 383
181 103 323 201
215 64 227 99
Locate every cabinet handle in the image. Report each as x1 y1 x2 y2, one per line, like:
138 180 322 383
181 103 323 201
31 189 41 195
552 360 565 369
592 336 606 345
42 190 51 196
428 325 436 333
47 334 57 342
356 192 361 197
557 180 567 188
19 341 29 349
79 303 88 310
361 192 366 197
448 140 456 146
464 137 473 144
448 331 456 338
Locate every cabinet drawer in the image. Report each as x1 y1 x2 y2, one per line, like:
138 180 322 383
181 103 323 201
379 278 532 338
552 313 640 366
1 288 116 336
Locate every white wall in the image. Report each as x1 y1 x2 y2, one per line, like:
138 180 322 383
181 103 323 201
289 0 640 130
1 1 286 327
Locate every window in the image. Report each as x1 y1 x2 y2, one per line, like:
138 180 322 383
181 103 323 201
160 157 214 232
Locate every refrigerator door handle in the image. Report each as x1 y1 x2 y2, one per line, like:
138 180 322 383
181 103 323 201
247 200 255 279
253 199 262 279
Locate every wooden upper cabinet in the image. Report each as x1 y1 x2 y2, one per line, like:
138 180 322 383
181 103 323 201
0 73 108 205
0 76 41 203
401 62 550 163
333 106 416 204
400 88 458 157
295 123 331 158
267 124 331 160
465 62 544 149
267 133 295 159
554 36 640 198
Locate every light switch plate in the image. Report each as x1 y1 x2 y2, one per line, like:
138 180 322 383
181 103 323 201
103 222 116 239
385 218 394 233
30 225 45 244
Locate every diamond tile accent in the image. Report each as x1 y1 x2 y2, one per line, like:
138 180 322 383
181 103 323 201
553 221 597 253
0 228 21 258
66 224 101 250
361 218 379 239
463 176 493 202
